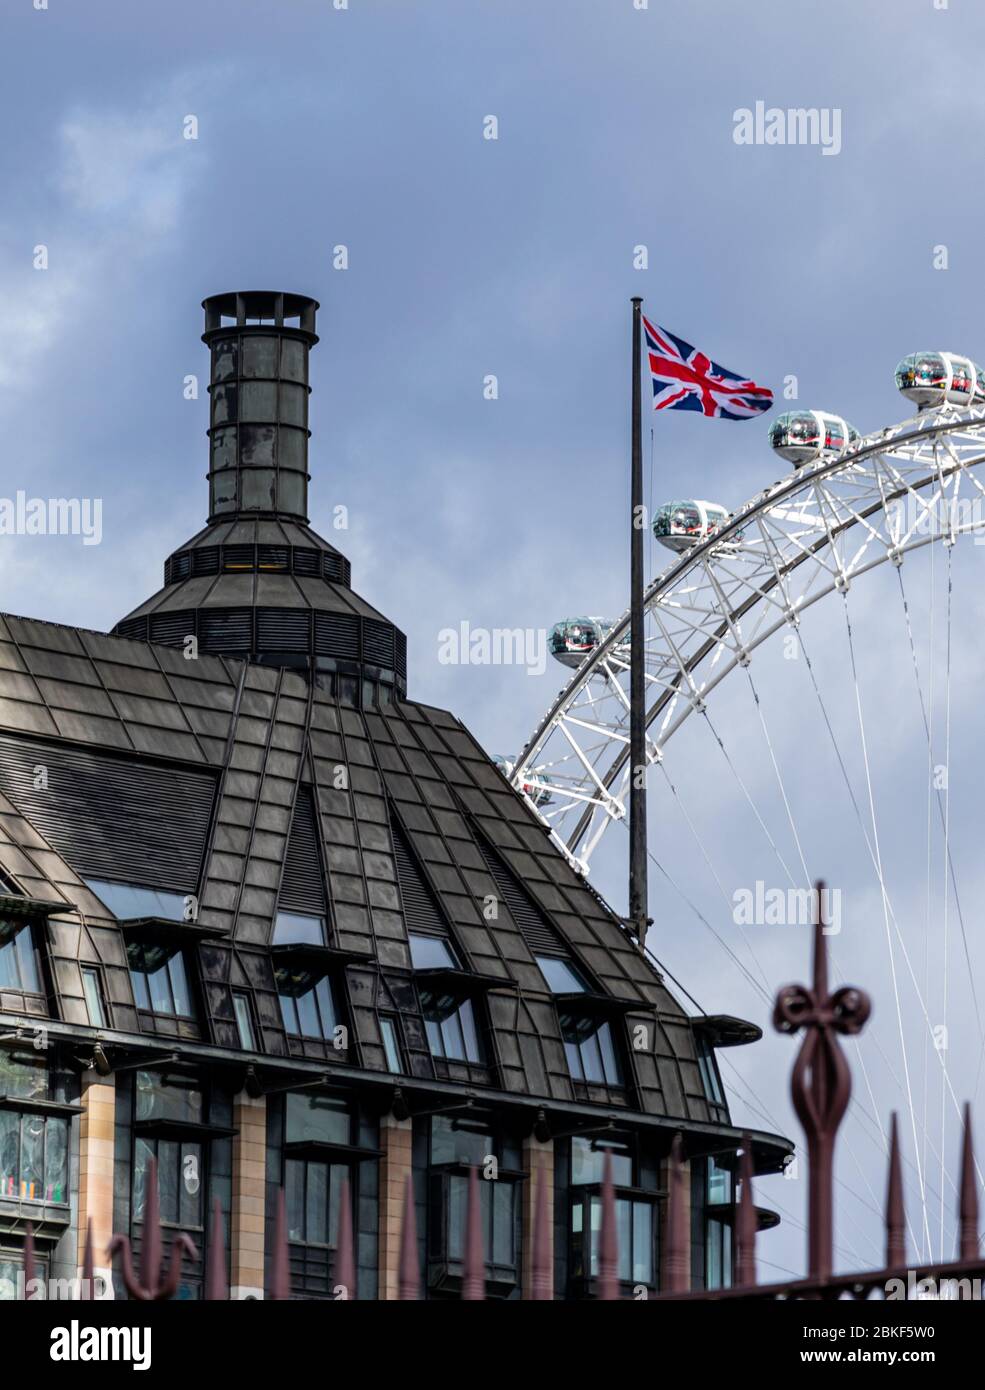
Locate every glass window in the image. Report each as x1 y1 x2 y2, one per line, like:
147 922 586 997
0 920 40 993
431 1115 493 1168
447 1173 516 1266
85 879 189 923
240 468 276 509
559 1013 623 1086
210 426 237 472
238 381 277 422
127 942 194 1019
0 1055 47 1101
535 956 589 994
81 967 105 1026
420 990 483 1064
280 338 306 384
285 1092 350 1145
273 912 325 946
239 425 276 467
571 1135 633 1187
572 1194 654 1285
285 1158 349 1246
134 1135 203 1230
697 1036 726 1105
241 336 279 378
277 968 339 1041
278 383 307 427
0 1110 68 1204
379 1016 403 1074
232 993 255 1051
409 934 459 970
135 1071 203 1125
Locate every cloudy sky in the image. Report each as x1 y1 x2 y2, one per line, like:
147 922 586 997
3 0 985 1281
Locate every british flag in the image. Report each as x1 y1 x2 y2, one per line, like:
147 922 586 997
643 316 773 420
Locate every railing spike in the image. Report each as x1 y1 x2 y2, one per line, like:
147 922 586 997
530 1169 552 1300
597 1148 619 1299
269 1186 290 1300
334 1172 356 1300
959 1102 978 1261
735 1133 757 1288
462 1164 485 1300
398 1172 420 1300
80 1217 94 1300
205 1197 228 1301
885 1112 906 1268
663 1133 688 1293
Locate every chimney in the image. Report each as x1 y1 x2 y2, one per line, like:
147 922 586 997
202 291 320 524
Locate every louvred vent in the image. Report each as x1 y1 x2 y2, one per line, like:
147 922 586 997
475 836 566 957
390 816 447 937
278 785 327 916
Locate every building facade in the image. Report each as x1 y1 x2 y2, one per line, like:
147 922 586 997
0 291 790 1299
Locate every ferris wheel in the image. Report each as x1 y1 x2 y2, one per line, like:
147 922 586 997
509 351 985 875
503 348 985 1271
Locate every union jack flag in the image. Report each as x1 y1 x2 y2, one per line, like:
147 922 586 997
643 316 773 420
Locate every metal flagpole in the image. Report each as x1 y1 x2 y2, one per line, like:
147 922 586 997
629 296 650 951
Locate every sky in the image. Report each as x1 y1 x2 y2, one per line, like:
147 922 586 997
3 0 985 1284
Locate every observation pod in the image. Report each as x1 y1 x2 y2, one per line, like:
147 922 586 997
493 755 554 807
768 410 860 467
895 352 985 410
653 499 731 552
549 617 602 668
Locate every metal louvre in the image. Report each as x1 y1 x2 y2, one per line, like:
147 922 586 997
198 609 254 651
314 612 360 660
475 837 566 957
256 608 311 650
278 785 327 915
390 817 447 936
361 620 394 669
0 734 217 892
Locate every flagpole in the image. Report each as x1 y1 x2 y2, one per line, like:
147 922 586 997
629 296 649 952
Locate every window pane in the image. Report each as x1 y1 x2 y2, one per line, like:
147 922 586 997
135 1072 203 1125
295 985 321 1038
285 1159 304 1241
492 1183 514 1265
273 912 324 946
617 1198 632 1282
408 934 458 970
168 954 191 1017
158 1141 179 1223
708 1157 732 1205
306 1161 328 1245
14 928 39 992
379 1017 402 1073
424 1018 443 1056
81 968 104 1026
440 1010 466 1061
564 1040 584 1081
448 1174 467 1259
278 993 298 1035
314 976 337 1038
633 1202 653 1284
85 880 188 922
133 1138 154 1222
240 467 276 509
328 1164 347 1248
597 1021 623 1086
44 1117 68 1203
285 1093 350 1146
242 336 278 378
457 999 482 1063
233 994 255 1050
580 1030 605 1084
570 1136 633 1187
19 1116 43 1199
179 1144 202 1228
130 968 151 1011
0 1111 19 1198
431 1116 491 1167
0 936 18 989
535 957 588 993
147 961 174 1015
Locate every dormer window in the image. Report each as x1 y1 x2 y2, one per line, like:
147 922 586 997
536 956 589 994
0 919 41 995
408 933 458 971
558 1012 623 1087
277 969 339 1042
85 879 189 923
273 911 325 947
127 941 193 1019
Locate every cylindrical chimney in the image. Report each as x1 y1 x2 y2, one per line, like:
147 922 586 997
201 291 319 524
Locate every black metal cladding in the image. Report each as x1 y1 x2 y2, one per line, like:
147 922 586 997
476 836 568 957
278 785 327 917
391 817 449 939
0 734 216 892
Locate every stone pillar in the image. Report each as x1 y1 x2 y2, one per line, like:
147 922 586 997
521 1136 554 1298
230 1093 266 1299
76 1071 115 1299
378 1114 413 1299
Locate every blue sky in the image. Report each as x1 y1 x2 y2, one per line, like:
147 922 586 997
3 0 985 1281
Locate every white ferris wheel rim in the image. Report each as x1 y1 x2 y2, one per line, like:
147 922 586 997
510 403 985 874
